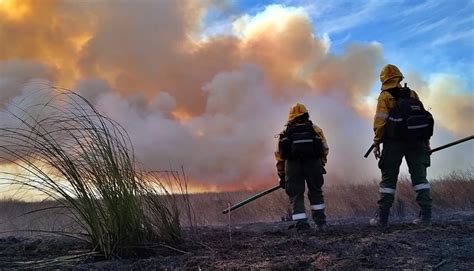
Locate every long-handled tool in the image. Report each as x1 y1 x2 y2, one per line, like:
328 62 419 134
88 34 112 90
364 135 473 158
223 135 474 215
428 135 473 154
222 185 281 214
364 144 375 158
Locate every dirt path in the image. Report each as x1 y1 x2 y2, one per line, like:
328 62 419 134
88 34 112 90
1 212 473 269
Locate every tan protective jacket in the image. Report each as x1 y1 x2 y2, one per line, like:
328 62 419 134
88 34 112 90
275 124 329 176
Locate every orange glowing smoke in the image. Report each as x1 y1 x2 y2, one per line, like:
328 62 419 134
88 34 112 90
0 1 472 197
0 0 31 21
0 0 96 87
184 177 276 193
172 108 193 123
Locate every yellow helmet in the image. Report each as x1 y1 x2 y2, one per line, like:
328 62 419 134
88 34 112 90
288 103 308 122
380 64 404 90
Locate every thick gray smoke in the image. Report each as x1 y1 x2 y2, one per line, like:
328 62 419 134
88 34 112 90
0 2 472 191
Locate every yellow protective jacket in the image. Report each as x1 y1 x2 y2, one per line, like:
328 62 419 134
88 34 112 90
373 88 420 145
275 124 329 176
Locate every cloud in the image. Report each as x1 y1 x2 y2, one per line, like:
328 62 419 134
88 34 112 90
405 72 474 135
0 60 54 107
310 0 383 35
431 29 474 46
0 1 472 191
309 43 383 103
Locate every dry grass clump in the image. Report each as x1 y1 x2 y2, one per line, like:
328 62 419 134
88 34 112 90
0 89 181 258
185 170 474 225
0 173 472 232
431 170 474 212
0 199 76 236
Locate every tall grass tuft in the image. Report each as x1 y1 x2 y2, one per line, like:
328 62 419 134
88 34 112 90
0 88 181 258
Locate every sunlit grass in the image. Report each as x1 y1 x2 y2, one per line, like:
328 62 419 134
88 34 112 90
0 88 182 258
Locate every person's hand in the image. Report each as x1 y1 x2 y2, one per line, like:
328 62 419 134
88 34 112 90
278 174 286 188
320 159 327 174
373 144 381 160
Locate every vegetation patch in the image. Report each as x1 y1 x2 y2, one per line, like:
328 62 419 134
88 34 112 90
0 89 183 258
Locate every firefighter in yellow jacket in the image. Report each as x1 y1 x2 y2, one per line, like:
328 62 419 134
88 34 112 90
275 103 329 231
370 64 432 227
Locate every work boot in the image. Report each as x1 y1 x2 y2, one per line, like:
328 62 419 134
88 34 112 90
413 209 431 226
316 222 328 232
312 210 327 227
369 209 389 227
295 220 311 232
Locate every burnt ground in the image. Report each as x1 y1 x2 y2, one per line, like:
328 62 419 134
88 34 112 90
0 212 473 270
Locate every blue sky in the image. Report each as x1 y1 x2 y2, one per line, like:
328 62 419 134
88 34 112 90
208 0 473 92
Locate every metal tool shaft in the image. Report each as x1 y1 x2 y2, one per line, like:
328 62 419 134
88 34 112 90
364 135 473 158
429 135 473 154
364 144 375 158
222 185 281 214
224 136 473 214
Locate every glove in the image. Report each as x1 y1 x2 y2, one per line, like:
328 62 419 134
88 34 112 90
426 140 431 152
373 144 381 160
278 174 286 188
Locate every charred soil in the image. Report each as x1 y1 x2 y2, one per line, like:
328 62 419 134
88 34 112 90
1 212 473 270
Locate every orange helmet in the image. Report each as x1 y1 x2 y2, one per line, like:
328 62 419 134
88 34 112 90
380 64 404 90
288 103 308 122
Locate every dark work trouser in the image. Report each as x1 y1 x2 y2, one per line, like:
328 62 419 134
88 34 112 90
377 139 432 213
285 158 326 225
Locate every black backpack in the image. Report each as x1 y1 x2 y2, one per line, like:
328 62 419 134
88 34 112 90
384 86 434 141
278 121 324 160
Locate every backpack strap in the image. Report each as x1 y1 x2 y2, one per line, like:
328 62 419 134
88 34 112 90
286 120 314 134
384 86 411 100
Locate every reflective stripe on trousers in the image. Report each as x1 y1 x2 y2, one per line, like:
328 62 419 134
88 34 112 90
292 213 307 220
311 204 325 210
379 187 396 194
413 183 430 191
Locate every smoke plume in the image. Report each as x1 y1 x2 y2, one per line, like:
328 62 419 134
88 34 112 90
0 1 472 192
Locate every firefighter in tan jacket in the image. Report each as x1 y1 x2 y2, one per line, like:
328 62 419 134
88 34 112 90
370 64 432 227
275 103 329 231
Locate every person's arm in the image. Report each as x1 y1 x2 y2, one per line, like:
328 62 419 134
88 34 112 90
275 134 286 187
314 126 329 165
275 150 285 176
373 91 391 146
373 92 392 158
